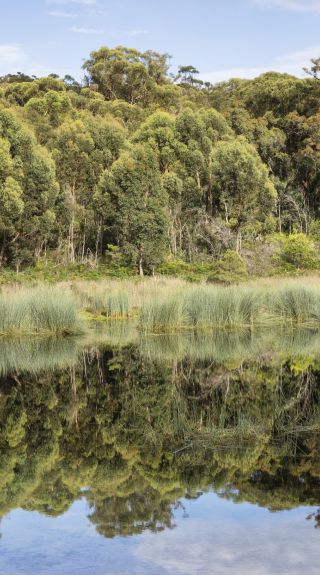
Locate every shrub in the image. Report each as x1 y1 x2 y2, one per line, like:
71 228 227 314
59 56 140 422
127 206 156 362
207 250 248 284
272 234 318 271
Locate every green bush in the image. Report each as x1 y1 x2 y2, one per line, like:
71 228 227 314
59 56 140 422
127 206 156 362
207 250 248 284
157 259 215 282
272 234 318 271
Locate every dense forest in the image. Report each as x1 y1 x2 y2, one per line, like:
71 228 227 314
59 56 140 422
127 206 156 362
1 47 320 277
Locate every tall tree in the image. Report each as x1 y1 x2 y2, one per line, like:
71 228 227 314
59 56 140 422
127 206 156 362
98 144 168 275
0 109 58 267
83 46 170 106
211 138 277 252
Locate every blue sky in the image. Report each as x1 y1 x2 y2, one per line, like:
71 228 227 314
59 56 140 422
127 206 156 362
1 0 320 83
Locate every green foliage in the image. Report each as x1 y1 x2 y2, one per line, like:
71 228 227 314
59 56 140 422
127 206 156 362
83 46 170 105
98 144 169 274
273 233 319 271
207 250 248 284
211 138 277 234
1 45 320 280
0 108 58 267
157 259 215 282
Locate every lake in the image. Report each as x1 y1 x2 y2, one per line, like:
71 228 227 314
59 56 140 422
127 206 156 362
0 326 319 574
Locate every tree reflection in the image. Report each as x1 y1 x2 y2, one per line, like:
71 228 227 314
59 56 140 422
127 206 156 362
0 339 319 538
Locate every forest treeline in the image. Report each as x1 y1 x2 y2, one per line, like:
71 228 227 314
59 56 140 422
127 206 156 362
1 47 320 276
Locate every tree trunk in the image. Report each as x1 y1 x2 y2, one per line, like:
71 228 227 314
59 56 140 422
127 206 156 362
278 202 282 233
68 219 75 264
0 234 6 267
68 180 76 264
95 221 102 263
81 218 86 263
139 256 144 277
236 227 242 254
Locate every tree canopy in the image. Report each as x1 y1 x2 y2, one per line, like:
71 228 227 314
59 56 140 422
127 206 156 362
1 46 320 274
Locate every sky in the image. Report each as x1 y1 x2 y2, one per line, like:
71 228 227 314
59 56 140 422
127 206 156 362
1 0 320 84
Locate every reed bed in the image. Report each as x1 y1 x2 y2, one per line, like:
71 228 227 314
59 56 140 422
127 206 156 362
267 284 320 324
139 285 262 332
1 277 320 336
139 280 320 333
0 287 78 335
80 287 131 319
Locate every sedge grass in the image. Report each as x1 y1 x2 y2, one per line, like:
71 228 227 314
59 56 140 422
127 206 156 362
0 287 78 335
73 282 132 319
266 284 320 325
2 277 320 336
139 285 262 333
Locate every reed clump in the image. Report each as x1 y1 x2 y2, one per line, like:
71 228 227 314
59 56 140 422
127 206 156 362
77 285 131 319
266 284 320 324
185 285 261 328
0 287 78 335
139 285 262 333
140 295 188 333
139 281 320 333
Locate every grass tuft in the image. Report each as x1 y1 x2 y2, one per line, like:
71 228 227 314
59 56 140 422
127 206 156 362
0 287 78 335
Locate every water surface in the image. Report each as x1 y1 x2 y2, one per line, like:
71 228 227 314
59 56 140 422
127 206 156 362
0 327 319 574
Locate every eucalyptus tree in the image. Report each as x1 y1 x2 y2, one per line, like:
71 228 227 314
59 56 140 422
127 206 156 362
98 144 168 275
53 112 126 263
211 138 277 252
83 46 170 107
0 109 58 267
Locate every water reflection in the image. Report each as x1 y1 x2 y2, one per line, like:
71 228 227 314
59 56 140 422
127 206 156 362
0 326 319 573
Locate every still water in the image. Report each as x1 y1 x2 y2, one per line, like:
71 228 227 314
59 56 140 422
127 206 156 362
0 327 319 574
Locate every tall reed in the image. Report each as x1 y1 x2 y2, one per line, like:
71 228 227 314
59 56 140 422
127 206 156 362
0 287 78 335
139 285 261 332
74 283 131 318
266 284 320 324
139 294 188 333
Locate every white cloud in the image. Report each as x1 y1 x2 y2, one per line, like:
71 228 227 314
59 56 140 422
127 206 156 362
47 10 78 17
0 44 69 78
200 46 320 84
134 505 320 575
126 29 150 37
254 0 320 12
47 0 97 5
0 45 28 75
69 26 103 34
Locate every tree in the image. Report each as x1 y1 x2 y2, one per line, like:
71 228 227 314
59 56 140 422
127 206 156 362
98 144 169 275
303 57 320 79
83 46 170 106
175 65 201 87
53 119 94 263
0 175 24 263
25 90 72 127
53 113 125 263
0 109 58 266
211 138 277 252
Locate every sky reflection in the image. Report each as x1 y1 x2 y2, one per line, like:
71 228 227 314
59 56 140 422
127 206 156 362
0 493 319 575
